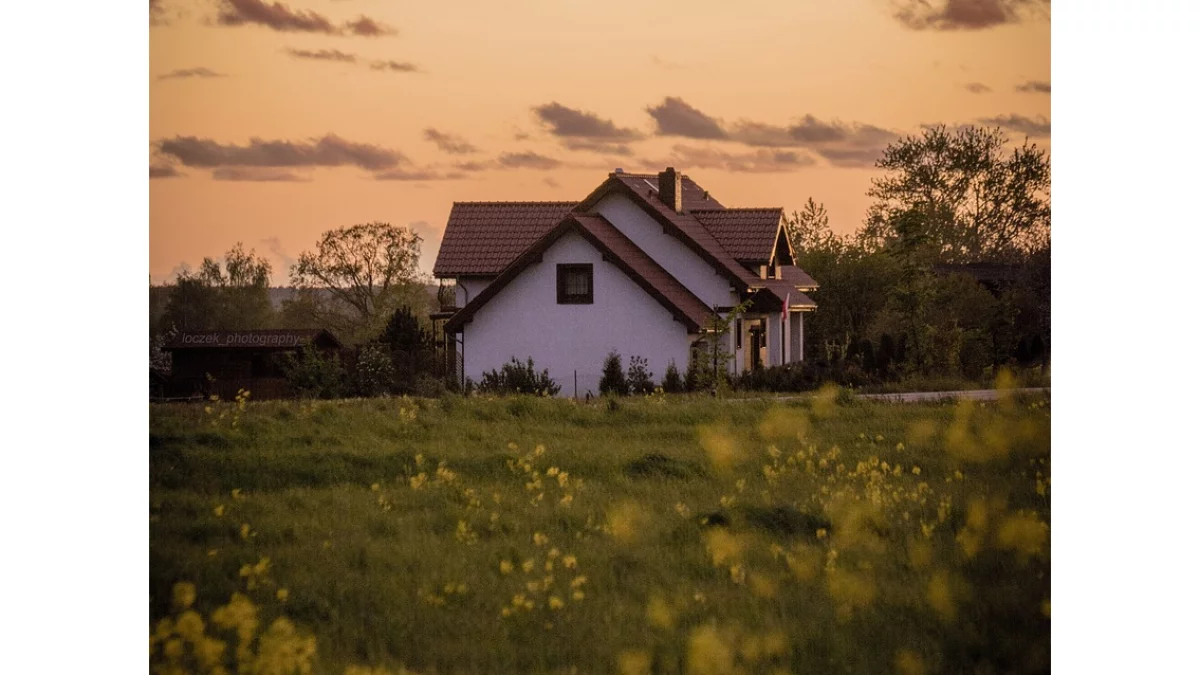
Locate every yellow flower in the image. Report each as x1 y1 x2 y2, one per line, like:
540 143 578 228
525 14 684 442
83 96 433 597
370 483 380 491
499 560 514 575
171 582 197 611
570 575 587 588
912 466 921 476
276 588 289 603
533 532 549 546
213 504 225 517
548 596 564 610
562 555 578 569
571 590 585 601
522 559 535 573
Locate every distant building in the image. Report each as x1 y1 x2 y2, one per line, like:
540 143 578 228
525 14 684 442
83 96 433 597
161 329 341 400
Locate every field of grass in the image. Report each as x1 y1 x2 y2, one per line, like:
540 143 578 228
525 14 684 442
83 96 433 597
150 389 1050 675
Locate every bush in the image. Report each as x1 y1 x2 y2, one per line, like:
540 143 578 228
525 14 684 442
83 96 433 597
626 355 655 395
478 357 560 396
599 351 628 396
282 345 346 399
351 344 395 397
662 360 684 393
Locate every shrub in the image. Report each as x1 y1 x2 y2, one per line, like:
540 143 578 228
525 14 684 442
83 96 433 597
351 344 395 397
662 360 684 393
478 357 560 396
282 345 346 399
626 355 655 395
599 351 628 396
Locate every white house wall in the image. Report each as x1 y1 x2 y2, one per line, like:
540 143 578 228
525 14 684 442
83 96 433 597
455 278 493 307
461 232 691 397
594 194 739 310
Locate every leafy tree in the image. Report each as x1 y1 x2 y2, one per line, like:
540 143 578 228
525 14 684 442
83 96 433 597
290 222 425 340
282 345 346 399
691 299 752 394
159 243 274 332
351 344 395 397
859 124 1050 264
378 306 430 353
599 351 628 396
784 197 837 253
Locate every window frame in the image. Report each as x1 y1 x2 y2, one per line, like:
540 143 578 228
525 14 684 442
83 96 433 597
556 263 594 305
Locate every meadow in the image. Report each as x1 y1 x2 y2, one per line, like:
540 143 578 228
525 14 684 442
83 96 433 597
149 387 1050 675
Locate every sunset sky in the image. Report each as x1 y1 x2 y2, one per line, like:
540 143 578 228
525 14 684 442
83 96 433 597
149 0 1050 284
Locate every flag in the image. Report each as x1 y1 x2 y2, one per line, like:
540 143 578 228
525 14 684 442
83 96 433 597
782 292 789 321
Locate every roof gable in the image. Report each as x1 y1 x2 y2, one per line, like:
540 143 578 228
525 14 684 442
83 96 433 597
433 201 575 277
445 214 716 334
692 208 783 263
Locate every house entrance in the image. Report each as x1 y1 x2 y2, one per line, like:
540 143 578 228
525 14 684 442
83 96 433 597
748 324 764 371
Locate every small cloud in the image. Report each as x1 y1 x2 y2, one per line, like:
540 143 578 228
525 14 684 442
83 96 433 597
453 160 495 172
157 134 407 170
212 167 309 181
286 48 357 63
150 0 169 26
650 55 687 70
646 97 728 140
544 177 561 188
1016 80 1051 94
639 144 816 173
532 102 644 141
157 67 226 81
217 0 338 34
216 0 396 36
963 82 992 94
260 236 296 270
890 0 1049 31
423 129 478 155
150 164 185 179
498 152 562 170
562 139 634 156
344 15 397 37
369 60 419 72
372 169 466 181
978 113 1051 137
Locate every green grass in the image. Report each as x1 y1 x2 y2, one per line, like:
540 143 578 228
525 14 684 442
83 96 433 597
150 391 1050 675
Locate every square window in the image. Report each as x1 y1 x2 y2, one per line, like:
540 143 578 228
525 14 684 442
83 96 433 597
557 264 593 304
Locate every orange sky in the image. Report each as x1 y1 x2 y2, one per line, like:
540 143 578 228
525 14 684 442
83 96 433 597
150 0 1050 284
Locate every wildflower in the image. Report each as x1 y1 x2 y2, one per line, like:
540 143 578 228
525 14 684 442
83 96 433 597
570 575 588 588
231 488 242 500
562 555 578 569
533 532 549 547
816 528 828 540
675 502 691 518
572 590 585 601
522 559 535 573
499 560 513 575
171 582 197 611
239 523 252 540
370 483 380 492
875 434 884 442
547 547 561 559
548 595 565 610
276 588 289 603
618 649 653 675
912 466 921 476
213 505 225 518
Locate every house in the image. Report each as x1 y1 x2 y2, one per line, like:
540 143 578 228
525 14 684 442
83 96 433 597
432 168 819 397
161 328 342 400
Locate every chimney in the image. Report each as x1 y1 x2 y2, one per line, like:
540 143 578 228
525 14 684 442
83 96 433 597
658 167 682 213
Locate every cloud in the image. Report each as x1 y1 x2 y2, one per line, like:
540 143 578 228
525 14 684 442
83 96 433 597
562 139 634 156
453 160 495 172
423 129 478 154
157 67 226 81
890 0 1049 31
1016 80 1051 94
216 0 396 36
732 114 898 167
157 134 406 170
286 48 357 62
260 236 296 270
650 55 688 70
498 152 562 170
639 144 817 173
646 97 728 140
150 164 185 179
544 177 561 188
372 169 466 181
963 82 992 94
212 167 310 181
978 113 1051 137
532 102 644 141
150 0 168 26
345 15 397 36
369 60 419 72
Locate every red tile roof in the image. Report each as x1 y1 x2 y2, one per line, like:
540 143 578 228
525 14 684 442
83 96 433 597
692 208 783 263
445 214 717 333
760 280 818 309
433 201 575 277
779 264 820 290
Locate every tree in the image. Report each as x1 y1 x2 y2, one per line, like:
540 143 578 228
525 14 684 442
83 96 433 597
784 197 837 253
159 243 274 332
290 222 425 340
691 299 752 394
626 355 655 395
859 125 1050 264
599 352 628 396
